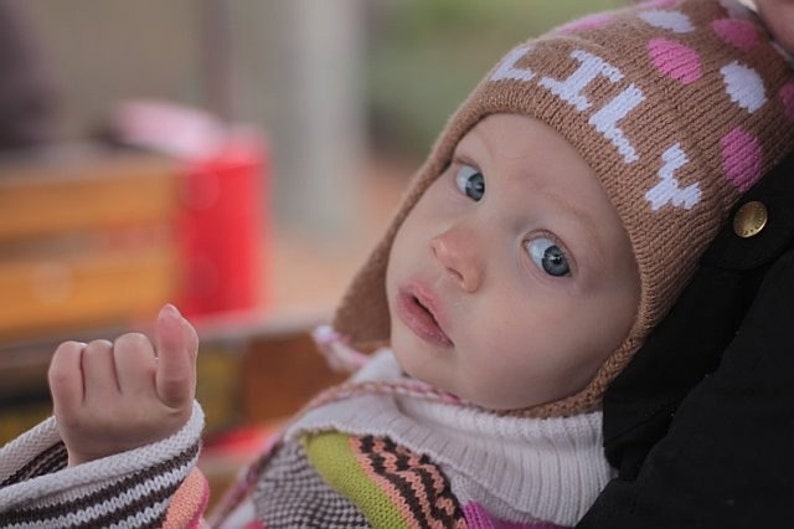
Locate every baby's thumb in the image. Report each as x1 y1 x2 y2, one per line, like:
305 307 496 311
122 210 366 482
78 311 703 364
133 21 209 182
155 304 198 408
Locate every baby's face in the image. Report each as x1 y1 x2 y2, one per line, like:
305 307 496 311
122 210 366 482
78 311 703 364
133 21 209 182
385 114 640 410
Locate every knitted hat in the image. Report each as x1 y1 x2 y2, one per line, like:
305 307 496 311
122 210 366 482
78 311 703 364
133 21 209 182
332 0 794 417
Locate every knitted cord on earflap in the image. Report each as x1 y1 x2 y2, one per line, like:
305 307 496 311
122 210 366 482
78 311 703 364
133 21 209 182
333 0 794 417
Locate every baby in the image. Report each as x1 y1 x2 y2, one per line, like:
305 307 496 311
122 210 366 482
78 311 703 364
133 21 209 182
3 0 794 527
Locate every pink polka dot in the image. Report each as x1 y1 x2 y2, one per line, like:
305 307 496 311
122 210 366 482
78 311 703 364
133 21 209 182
721 127 762 192
779 80 794 121
554 13 613 34
712 18 759 52
648 38 702 85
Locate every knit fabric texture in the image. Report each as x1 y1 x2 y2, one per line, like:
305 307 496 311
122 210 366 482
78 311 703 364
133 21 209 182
0 405 204 529
275 349 610 528
304 431 467 527
332 0 794 417
162 468 210 529
209 349 611 528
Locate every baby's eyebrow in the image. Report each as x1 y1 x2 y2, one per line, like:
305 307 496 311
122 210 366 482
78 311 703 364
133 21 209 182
449 152 479 170
540 188 608 276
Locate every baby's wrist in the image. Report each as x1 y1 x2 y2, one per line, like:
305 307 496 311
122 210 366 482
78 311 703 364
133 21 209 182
66 452 86 467
65 446 110 467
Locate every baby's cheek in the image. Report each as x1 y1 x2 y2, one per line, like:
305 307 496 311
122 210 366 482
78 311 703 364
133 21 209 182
458 348 537 409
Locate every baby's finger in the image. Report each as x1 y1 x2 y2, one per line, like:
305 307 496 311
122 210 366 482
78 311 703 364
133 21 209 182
113 332 157 396
48 341 86 415
155 304 197 408
81 339 119 398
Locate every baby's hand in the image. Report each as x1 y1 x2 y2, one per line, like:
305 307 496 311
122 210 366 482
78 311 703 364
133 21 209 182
48 304 198 466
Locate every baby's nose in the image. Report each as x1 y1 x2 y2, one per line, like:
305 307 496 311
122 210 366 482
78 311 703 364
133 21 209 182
430 225 483 293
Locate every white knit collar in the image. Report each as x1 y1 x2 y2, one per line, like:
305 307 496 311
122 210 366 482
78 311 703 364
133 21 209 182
286 349 612 526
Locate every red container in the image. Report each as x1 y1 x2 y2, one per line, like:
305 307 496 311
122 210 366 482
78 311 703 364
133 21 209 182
177 131 269 318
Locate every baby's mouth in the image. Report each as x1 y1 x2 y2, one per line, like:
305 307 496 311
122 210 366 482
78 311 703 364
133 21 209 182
396 287 453 348
413 295 437 324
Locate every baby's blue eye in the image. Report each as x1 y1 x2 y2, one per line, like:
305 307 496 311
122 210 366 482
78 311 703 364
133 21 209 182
454 165 485 201
526 238 570 277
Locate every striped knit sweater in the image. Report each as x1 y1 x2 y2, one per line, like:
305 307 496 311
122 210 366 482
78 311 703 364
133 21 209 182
215 349 613 528
0 406 205 528
0 350 611 528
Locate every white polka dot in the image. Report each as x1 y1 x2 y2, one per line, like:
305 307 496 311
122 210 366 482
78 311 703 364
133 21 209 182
638 10 695 33
721 61 767 112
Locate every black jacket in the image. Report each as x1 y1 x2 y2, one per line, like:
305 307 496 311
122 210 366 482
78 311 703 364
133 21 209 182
578 153 794 527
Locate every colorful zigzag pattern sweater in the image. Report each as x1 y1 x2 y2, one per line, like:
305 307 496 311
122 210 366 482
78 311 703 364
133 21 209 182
0 350 611 528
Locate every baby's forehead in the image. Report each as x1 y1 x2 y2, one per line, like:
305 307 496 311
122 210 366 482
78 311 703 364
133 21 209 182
453 113 620 216
455 113 592 166
457 114 601 179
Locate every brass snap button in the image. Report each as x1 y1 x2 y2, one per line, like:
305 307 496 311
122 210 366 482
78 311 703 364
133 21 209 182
733 201 768 238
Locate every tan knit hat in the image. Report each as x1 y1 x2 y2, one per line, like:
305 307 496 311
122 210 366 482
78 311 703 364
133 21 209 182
332 0 794 416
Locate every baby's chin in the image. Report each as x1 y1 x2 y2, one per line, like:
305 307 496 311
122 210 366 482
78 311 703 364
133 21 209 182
454 382 575 412
391 344 550 410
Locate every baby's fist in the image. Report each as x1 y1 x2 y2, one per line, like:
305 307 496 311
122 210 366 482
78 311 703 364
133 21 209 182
48 304 198 466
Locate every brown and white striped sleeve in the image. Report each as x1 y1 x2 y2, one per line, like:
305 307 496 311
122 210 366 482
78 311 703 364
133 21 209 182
0 403 205 528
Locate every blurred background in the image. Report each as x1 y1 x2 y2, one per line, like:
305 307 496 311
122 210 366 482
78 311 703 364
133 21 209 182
0 0 622 502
